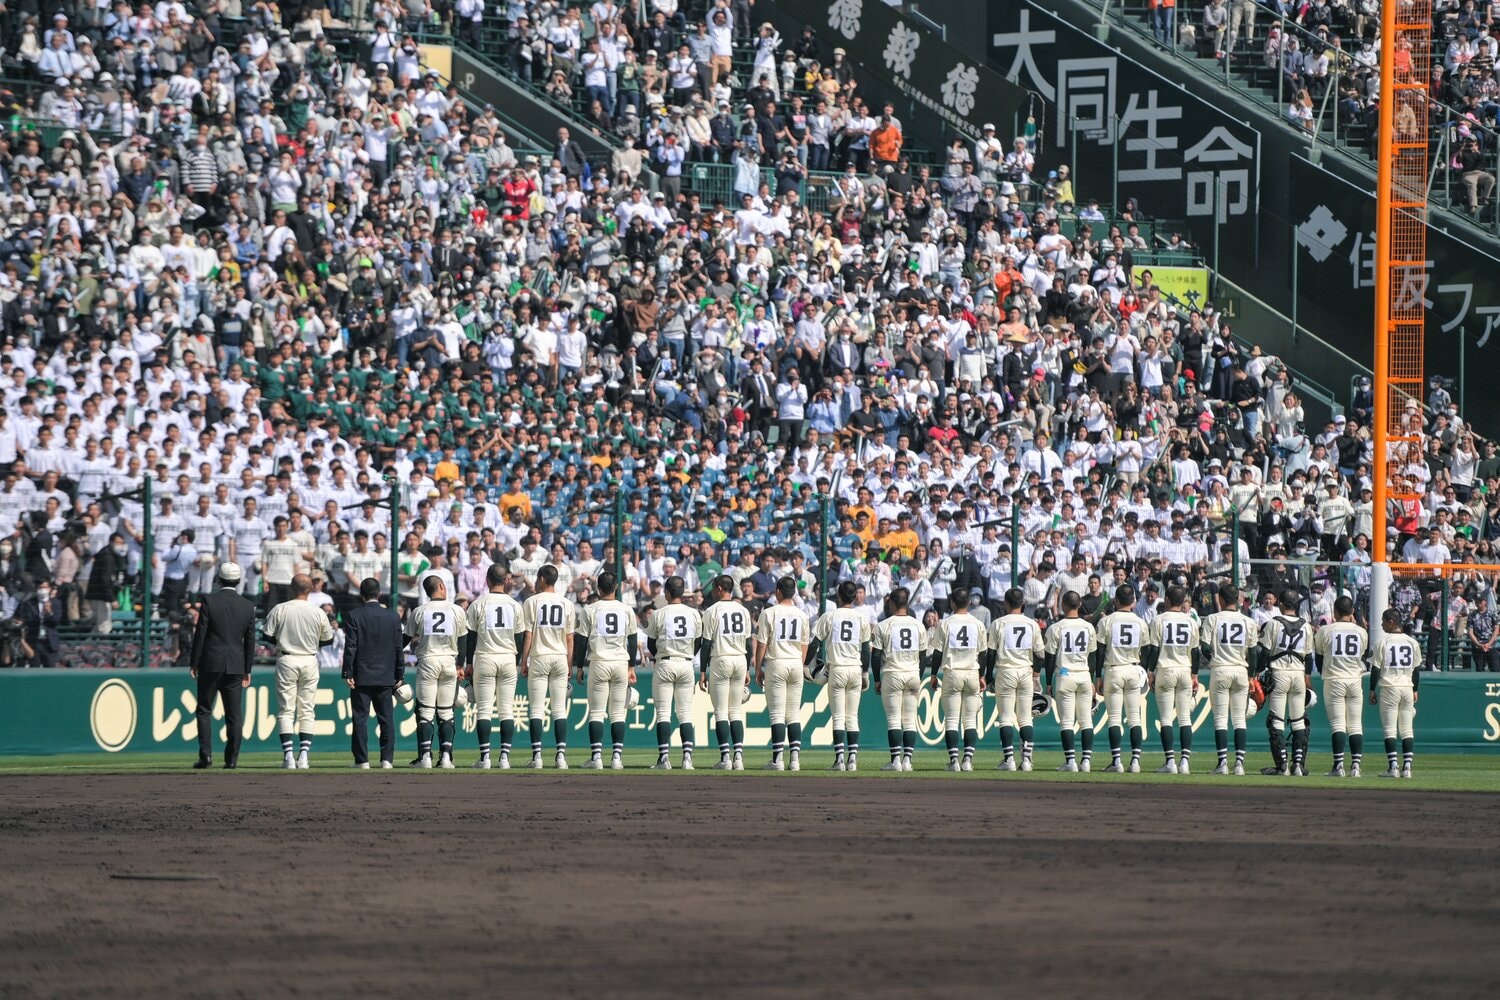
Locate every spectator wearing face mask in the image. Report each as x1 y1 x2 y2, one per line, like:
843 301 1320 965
86 533 130 634
17 581 62 668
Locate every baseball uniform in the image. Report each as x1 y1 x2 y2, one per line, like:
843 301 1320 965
521 590 577 765
703 599 753 766
467 590 522 766
646 602 703 766
813 606 872 769
1096 609 1149 771
578 597 636 767
755 601 810 768
873 612 924 770
1371 630 1421 776
1313 620 1367 775
1201 609 1259 773
1147 609 1200 771
1259 613 1312 774
1045 615 1098 771
262 598 334 768
990 612 1044 769
928 611 988 770
404 598 469 765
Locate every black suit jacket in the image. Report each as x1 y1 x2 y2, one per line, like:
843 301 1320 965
342 601 404 687
190 587 258 675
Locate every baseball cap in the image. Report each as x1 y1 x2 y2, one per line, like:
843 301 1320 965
218 562 243 583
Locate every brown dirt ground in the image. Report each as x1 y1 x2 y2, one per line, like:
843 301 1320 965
0 775 1496 999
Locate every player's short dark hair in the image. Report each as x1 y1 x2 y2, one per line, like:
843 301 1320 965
950 587 968 608
1004 587 1024 611
713 574 735 597
1334 595 1355 617
664 575 685 599
422 575 444 598
486 564 506 588
1061 591 1082 612
359 577 382 601
1381 607 1401 626
1166 584 1188 607
537 564 558 587
1115 584 1135 607
1280 589 1301 610
889 586 910 611
597 570 617 596
776 576 797 600
838 580 858 605
1218 584 1239 608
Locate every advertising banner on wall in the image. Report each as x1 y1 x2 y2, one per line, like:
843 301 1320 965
987 3 1262 255
6 669 1498 756
782 0 1031 140
1288 153 1500 418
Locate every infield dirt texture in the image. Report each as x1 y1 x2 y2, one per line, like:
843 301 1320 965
0 774 1494 998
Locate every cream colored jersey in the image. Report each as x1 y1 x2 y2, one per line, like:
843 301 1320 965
467 591 522 657
873 614 924 672
345 550 386 590
1149 610 1200 670
404 599 469 658
1314 621 1368 680
1372 631 1422 685
755 603 811 662
647 603 703 660
1096 610 1147 668
1201 610 1259 669
520 591 576 658
1045 617 1097 673
927 613 988 671
1259 614 1311 669
991 613 1044 671
262 599 334 656
814 607 872 669
577 599 635 663
260 538 299 585
703 600 753 661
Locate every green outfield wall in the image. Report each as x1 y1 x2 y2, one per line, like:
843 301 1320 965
5 671 1500 757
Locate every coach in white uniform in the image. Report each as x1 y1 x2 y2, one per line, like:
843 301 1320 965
262 573 335 770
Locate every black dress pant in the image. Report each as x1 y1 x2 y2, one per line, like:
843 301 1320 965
350 685 396 764
196 671 245 764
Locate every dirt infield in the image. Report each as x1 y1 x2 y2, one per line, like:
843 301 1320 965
0 775 1495 999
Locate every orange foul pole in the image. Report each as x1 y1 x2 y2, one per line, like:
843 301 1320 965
1370 0 1430 633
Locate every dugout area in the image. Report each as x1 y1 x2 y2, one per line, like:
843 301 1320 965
0 772 1495 997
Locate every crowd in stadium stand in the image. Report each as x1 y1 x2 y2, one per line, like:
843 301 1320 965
0 0 1498 672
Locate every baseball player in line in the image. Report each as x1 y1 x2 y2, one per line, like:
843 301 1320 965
1201 585 1260 775
1096 584 1149 772
1145 585 1200 774
465 565 522 768
1258 590 1312 776
927 586 988 772
989 588 1044 771
1312 596 1367 777
814 581 873 771
520 565 577 768
1045 591 1099 771
754 577 810 771
701 575 753 770
576 571 636 770
404 575 469 768
262 574 335 769
872 586 924 771
646 576 703 769
1371 608 1421 778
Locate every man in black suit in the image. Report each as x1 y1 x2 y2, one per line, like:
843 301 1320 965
189 562 258 769
555 126 586 179
16 581 62 668
342 576 405 769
